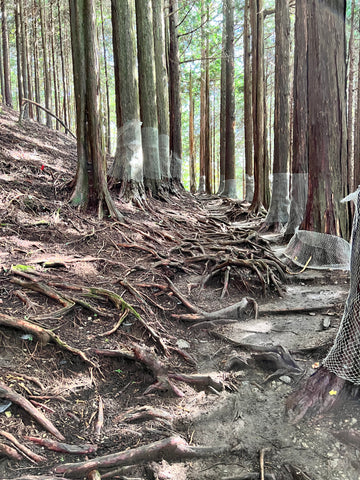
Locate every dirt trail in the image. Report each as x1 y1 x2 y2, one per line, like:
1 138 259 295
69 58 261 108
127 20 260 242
0 107 359 480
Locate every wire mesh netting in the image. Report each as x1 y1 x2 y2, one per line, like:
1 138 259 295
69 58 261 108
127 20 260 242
284 230 351 270
323 189 360 383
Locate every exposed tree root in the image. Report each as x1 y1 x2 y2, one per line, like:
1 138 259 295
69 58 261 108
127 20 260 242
4 477 68 480
24 436 97 454
132 345 223 396
0 430 46 463
0 382 65 440
286 366 348 423
0 312 96 367
0 442 24 461
54 435 228 477
171 298 258 322
114 405 172 425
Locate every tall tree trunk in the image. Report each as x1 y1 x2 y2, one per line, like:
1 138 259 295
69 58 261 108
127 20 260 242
69 0 122 220
347 0 356 193
262 0 290 231
217 2 226 196
135 0 161 194
0 30 4 102
19 0 29 118
189 72 196 194
1 0 12 107
99 0 111 154
152 0 170 182
222 0 236 199
250 0 265 212
284 0 308 239
301 0 349 239
168 0 182 185
15 0 24 113
110 0 144 203
50 2 59 130
32 0 41 122
57 0 69 131
243 0 253 202
198 0 207 193
204 18 211 194
39 0 52 128
355 16 360 190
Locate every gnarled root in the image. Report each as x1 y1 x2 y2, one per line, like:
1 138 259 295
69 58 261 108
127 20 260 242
286 366 348 423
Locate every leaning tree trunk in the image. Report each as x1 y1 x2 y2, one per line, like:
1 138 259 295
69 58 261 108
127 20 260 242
135 0 162 195
109 0 144 203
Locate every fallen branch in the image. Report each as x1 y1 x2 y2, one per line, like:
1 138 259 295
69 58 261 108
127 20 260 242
20 98 76 138
54 436 227 477
0 430 46 463
0 382 65 440
24 437 97 455
94 397 104 439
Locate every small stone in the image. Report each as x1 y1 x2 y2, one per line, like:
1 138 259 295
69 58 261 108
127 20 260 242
279 375 292 384
176 339 190 349
322 318 331 329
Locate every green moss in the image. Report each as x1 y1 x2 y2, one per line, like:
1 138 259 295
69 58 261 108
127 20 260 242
11 264 36 272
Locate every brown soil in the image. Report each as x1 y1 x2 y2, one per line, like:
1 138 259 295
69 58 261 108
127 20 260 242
0 106 359 480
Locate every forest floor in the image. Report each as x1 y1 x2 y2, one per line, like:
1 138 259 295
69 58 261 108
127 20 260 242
0 106 359 480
